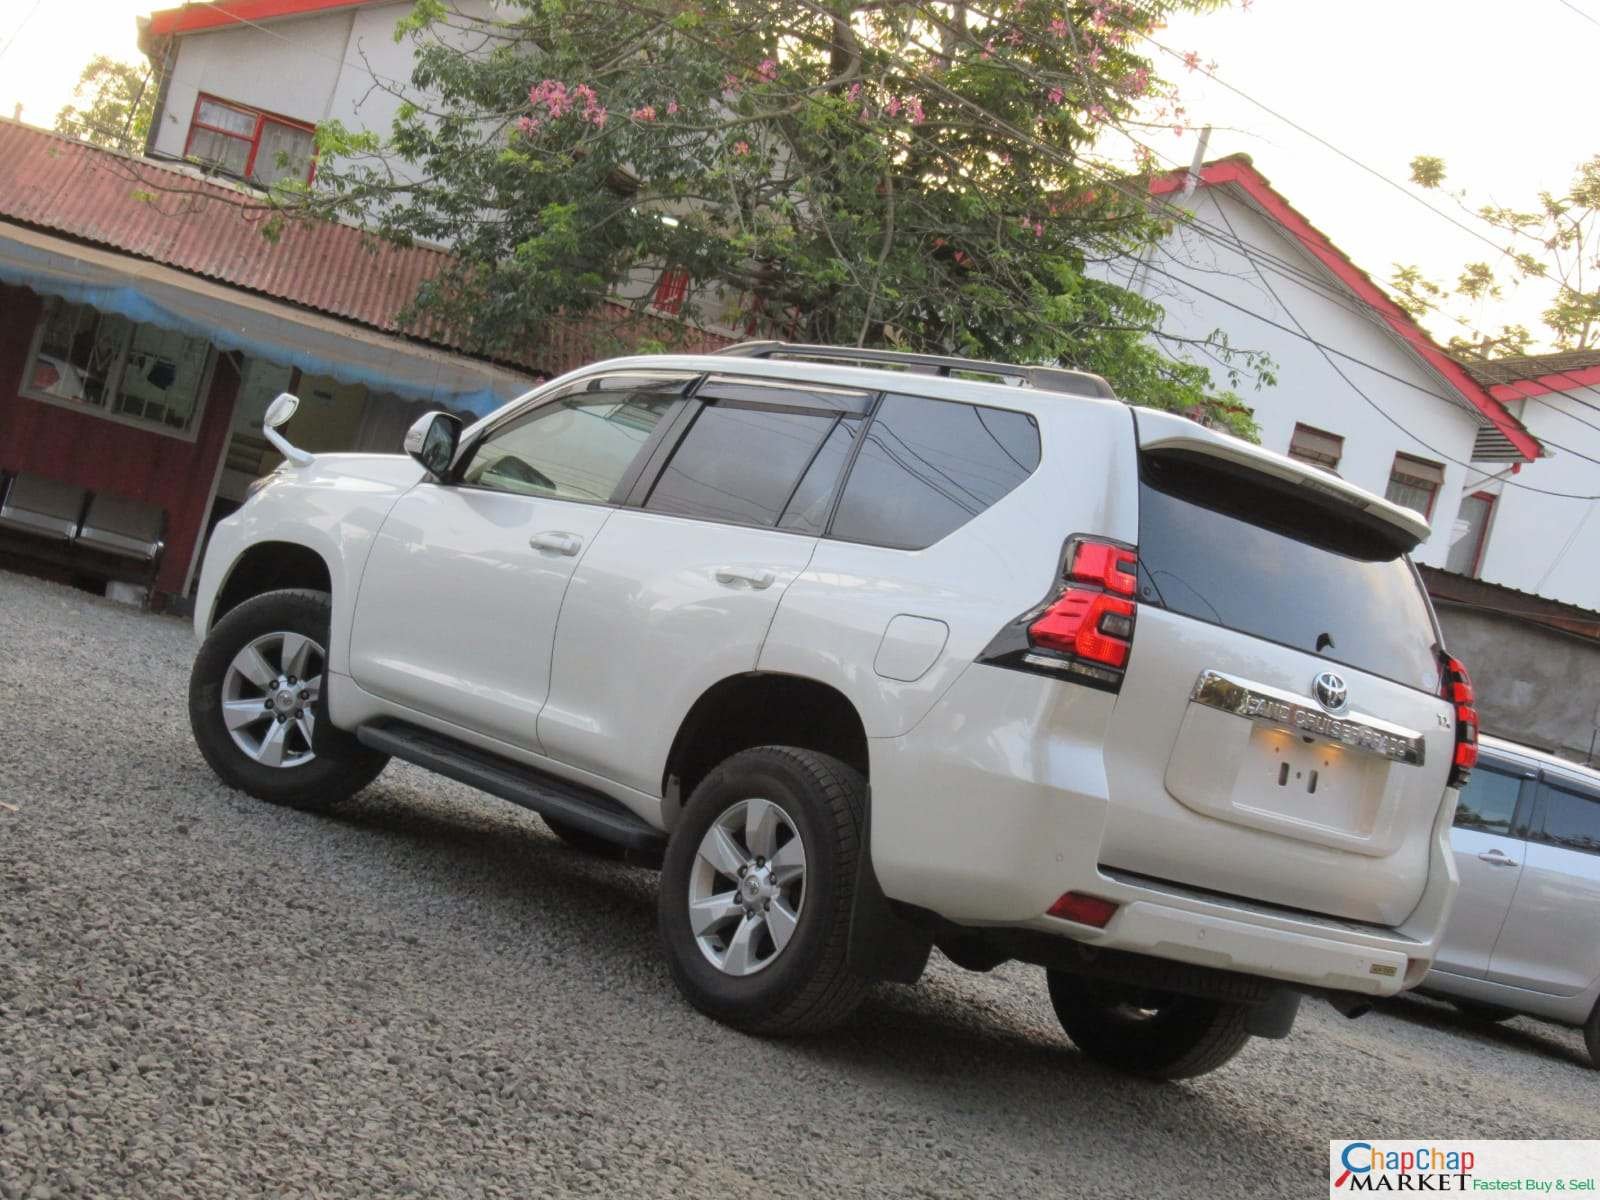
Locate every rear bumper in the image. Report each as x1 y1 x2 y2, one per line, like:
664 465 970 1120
869 664 1459 997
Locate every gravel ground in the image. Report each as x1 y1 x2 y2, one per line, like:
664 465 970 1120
0 568 1594 1200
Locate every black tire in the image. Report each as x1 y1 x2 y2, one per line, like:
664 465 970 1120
543 815 628 859
1046 972 1253 1080
1583 999 1600 1069
1451 1000 1515 1024
657 746 868 1036
189 589 388 811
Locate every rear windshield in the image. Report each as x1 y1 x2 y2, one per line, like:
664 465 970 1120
1137 451 1442 693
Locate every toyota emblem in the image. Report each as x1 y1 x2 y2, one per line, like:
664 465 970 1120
1313 671 1349 714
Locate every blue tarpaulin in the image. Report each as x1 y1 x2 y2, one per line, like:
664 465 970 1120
0 232 530 417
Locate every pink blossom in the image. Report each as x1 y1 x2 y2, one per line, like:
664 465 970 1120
1091 5 1107 28
859 106 870 121
589 105 607 128
906 96 925 124
1048 86 1064 105
631 105 657 121
516 115 540 136
1088 103 1109 124
666 99 679 115
1049 17 1068 37
723 72 742 95
733 139 751 156
1182 49 1201 71
847 82 862 101
980 37 994 59
1033 219 1044 238
529 79 571 119
886 96 901 118
756 57 778 82
1087 46 1103 69
1121 66 1149 96
1006 27 1023 46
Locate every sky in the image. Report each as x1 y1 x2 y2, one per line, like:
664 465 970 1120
0 0 1593 348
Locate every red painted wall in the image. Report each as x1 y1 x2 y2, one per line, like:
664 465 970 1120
0 283 238 596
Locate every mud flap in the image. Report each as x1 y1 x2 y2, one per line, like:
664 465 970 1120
847 804 933 984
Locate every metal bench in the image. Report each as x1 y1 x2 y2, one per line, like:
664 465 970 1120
0 470 168 600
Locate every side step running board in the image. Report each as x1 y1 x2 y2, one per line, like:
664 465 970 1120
356 720 666 851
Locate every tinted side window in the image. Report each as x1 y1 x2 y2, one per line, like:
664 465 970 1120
830 394 1041 550
1538 782 1600 854
646 403 837 527
1452 766 1524 835
778 417 862 535
461 375 684 501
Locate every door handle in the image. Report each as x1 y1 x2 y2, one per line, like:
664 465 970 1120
715 567 777 590
1477 850 1519 867
529 531 583 556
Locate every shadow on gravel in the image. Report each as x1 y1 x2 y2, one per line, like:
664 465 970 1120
1374 992 1592 1070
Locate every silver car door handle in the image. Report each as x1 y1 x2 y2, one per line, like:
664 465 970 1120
1478 850 1519 867
529 531 583 556
715 567 776 590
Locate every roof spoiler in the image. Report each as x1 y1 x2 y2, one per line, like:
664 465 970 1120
1136 413 1432 550
714 341 1116 399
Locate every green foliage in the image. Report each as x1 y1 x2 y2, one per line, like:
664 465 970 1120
1400 154 1600 356
303 0 1262 433
54 56 155 154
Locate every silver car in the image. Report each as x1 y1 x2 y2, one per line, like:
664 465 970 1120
1421 735 1600 1065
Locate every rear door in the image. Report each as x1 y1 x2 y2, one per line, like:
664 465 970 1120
1431 756 1533 978
1099 439 1458 927
1486 773 1600 994
537 375 873 794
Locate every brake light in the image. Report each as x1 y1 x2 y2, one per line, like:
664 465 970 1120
1442 655 1477 786
1030 590 1135 668
977 535 1138 691
1068 540 1137 596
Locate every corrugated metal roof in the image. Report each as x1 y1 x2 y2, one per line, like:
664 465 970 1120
1456 350 1600 388
0 118 731 377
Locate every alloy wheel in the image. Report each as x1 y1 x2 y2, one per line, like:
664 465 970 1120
686 797 807 976
219 630 324 769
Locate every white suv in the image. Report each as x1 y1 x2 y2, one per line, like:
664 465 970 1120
188 343 1473 1079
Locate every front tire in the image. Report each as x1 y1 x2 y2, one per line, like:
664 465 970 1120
1046 972 1253 1080
189 589 388 811
657 746 868 1035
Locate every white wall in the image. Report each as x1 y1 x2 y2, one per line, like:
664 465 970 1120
1109 186 1483 569
151 9 356 158
1477 388 1600 609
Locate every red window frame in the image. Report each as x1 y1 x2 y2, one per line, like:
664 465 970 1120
185 93 317 185
653 268 690 315
1460 490 1497 578
1386 452 1444 519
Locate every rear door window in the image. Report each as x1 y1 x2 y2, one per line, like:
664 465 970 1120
1137 451 1442 691
1452 764 1527 835
1535 780 1600 854
643 379 870 529
829 393 1041 550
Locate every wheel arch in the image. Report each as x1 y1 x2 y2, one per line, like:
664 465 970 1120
210 541 334 630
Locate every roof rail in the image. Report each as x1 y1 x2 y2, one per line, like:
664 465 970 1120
713 341 1116 400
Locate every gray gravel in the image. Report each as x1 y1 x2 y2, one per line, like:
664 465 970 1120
0 568 1594 1200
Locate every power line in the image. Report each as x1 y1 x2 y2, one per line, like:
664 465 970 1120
0 0 46 64
1202 197 1600 499
1556 0 1600 28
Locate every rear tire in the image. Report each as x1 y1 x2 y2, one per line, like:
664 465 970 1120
1584 999 1600 1069
189 589 388 811
657 746 868 1035
1046 971 1253 1080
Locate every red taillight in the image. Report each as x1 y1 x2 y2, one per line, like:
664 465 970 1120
978 536 1138 690
1443 655 1477 786
1047 892 1120 928
1068 540 1138 596
1029 590 1135 668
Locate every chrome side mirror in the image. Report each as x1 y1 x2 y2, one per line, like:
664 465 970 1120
263 391 315 467
404 411 463 478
